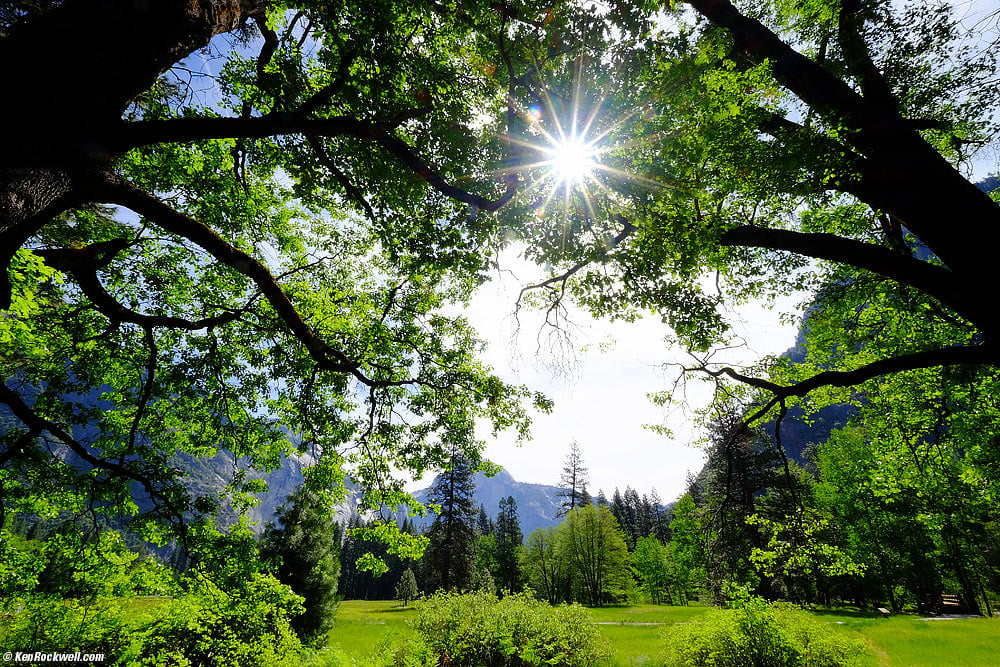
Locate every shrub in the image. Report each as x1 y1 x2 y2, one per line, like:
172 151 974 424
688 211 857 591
0 595 138 658
299 644 354 667
378 590 611 667
136 573 304 666
0 527 311 666
662 597 876 667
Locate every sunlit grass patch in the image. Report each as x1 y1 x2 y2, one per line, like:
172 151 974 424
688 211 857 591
325 600 419 663
328 600 1000 667
852 615 1000 667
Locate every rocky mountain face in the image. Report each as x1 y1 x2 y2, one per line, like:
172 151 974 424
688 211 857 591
1 384 570 537
406 468 563 537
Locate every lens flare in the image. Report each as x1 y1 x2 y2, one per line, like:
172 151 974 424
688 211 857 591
549 136 597 186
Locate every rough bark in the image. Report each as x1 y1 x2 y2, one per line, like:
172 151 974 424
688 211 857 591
0 0 265 304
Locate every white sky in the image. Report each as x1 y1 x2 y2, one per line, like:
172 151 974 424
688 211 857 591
464 248 804 503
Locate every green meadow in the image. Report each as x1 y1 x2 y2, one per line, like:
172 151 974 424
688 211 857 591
326 601 1000 667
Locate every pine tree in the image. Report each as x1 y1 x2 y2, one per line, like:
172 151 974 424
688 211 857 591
649 489 672 543
395 567 419 607
259 485 341 641
622 487 642 546
494 495 524 593
556 440 590 518
637 493 655 538
424 449 478 592
609 488 625 528
476 504 494 536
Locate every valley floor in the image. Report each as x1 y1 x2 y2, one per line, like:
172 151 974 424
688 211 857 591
327 600 1000 667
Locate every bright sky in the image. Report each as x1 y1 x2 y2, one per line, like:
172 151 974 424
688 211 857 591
465 249 804 504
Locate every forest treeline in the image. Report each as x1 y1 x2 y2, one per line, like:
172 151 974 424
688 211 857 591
343 415 1000 617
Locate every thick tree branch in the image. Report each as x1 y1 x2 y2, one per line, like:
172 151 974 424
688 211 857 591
114 114 516 212
687 0 869 135
837 0 896 108
96 175 361 375
0 0 267 166
35 242 244 331
686 0 1000 303
687 344 998 405
720 225 980 324
94 175 452 392
296 46 359 117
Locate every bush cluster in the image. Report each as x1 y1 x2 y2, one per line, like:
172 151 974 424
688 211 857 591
378 590 611 667
0 528 306 666
0 573 305 666
661 596 877 667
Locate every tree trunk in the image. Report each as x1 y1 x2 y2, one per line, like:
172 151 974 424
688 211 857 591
1 0 264 167
0 1 265 304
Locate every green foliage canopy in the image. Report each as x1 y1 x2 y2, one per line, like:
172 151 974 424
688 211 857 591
3 0 1000 563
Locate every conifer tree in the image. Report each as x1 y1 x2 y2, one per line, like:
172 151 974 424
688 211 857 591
395 567 419 607
494 495 524 593
556 440 590 518
476 504 494 536
424 449 477 592
259 485 341 641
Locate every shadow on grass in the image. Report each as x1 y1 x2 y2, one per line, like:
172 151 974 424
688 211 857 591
809 608 882 620
374 605 421 614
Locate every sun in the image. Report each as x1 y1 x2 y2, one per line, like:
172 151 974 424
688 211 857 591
548 136 598 187
496 74 648 213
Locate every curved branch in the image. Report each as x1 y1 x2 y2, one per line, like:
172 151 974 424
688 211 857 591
686 0 1000 297
35 242 245 331
95 175 362 374
517 215 636 307
687 344 998 404
720 226 980 325
93 174 450 392
0 382 189 531
687 0 868 132
114 114 516 212
306 136 376 221
296 45 358 117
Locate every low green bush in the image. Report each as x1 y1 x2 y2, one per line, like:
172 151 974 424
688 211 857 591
661 596 876 667
0 595 138 658
377 590 611 667
299 645 354 667
135 573 304 666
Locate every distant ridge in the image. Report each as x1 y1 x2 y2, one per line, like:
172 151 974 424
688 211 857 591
407 468 562 536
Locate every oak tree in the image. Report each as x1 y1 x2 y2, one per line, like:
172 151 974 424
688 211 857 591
0 0 626 544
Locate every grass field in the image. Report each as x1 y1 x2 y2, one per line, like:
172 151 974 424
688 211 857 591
327 600 1000 667
324 600 421 664
810 610 1000 667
